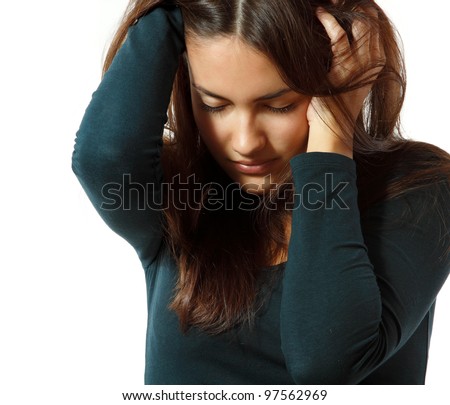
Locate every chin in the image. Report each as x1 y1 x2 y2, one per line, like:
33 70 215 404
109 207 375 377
240 182 265 195
236 175 280 195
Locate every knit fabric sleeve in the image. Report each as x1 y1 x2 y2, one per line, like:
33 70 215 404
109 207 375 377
71 6 185 269
281 151 449 384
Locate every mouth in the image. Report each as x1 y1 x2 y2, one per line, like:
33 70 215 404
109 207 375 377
231 158 279 175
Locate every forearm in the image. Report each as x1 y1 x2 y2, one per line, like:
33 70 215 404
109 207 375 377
280 151 450 384
281 152 379 383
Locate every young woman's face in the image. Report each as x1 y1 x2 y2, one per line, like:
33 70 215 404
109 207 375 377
186 35 310 193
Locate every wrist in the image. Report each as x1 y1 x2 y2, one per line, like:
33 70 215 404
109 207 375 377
306 125 353 159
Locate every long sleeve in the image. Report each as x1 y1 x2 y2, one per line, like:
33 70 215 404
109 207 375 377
281 151 450 384
72 6 185 269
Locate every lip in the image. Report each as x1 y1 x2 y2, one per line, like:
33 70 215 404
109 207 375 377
231 158 278 175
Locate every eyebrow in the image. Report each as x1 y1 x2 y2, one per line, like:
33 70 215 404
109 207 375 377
192 84 294 102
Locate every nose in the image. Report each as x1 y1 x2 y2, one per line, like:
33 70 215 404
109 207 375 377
231 112 266 157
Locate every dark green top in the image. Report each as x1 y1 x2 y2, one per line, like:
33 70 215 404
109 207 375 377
72 6 450 384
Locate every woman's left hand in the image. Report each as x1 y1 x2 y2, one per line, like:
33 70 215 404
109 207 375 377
306 5 386 159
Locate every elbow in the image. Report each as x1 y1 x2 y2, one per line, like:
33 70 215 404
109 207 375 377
285 355 352 385
71 146 83 179
282 337 362 384
71 129 122 184
72 126 91 180
71 136 110 193
282 338 380 384
71 139 95 185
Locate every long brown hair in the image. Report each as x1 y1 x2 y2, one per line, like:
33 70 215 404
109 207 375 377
103 0 450 334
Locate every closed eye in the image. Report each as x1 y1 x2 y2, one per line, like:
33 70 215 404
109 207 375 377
200 103 226 114
199 103 297 115
265 104 297 114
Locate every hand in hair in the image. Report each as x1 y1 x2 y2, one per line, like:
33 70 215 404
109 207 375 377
306 5 386 159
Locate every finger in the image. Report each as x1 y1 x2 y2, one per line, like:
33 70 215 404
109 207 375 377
369 27 386 64
316 8 350 53
365 8 386 64
351 19 369 45
352 19 371 60
351 8 385 66
370 30 386 75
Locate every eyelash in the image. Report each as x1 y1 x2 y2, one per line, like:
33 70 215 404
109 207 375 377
199 103 296 115
266 105 296 114
199 104 223 114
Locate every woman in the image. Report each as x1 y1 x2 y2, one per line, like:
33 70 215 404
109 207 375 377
72 0 450 384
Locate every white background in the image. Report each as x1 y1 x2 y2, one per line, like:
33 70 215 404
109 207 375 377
0 1 449 404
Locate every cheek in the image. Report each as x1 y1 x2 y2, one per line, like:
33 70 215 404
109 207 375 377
267 108 310 151
191 91 222 136
192 109 227 152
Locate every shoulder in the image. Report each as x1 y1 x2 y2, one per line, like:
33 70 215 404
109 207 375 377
356 140 449 212
360 177 449 267
361 178 449 225
357 140 449 264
